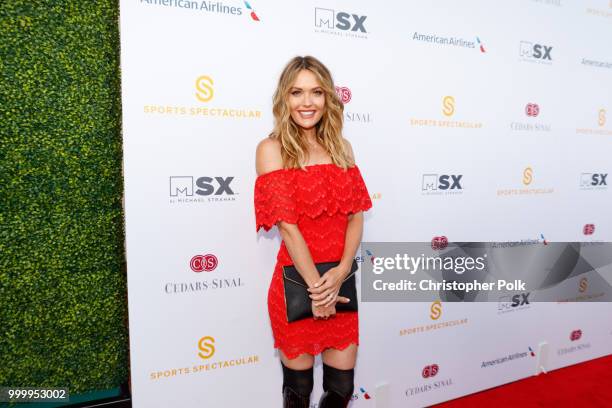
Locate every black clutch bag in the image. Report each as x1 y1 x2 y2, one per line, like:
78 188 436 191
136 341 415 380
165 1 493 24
282 260 359 323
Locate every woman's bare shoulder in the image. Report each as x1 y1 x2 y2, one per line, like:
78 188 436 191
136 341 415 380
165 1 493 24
342 137 355 162
256 136 283 176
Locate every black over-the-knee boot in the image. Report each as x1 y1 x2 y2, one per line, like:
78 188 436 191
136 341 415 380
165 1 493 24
281 362 313 408
318 363 354 408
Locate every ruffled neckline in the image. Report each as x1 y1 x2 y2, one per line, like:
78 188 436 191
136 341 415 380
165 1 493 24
254 163 371 231
256 163 356 179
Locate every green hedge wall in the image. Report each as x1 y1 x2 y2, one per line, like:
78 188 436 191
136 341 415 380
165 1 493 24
0 0 128 398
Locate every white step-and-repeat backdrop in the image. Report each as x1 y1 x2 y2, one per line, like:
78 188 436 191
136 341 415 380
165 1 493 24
119 0 612 406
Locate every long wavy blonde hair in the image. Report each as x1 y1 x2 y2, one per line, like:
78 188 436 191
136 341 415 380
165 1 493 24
270 56 354 170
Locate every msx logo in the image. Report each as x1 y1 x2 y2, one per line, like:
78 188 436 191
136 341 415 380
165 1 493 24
580 173 608 187
511 292 530 307
170 176 235 196
315 8 367 32
520 42 553 60
422 174 463 191
498 292 530 312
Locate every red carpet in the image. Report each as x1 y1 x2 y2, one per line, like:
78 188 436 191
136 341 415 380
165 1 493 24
433 354 612 407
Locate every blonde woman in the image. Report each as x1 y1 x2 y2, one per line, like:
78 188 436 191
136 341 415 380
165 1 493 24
254 56 372 407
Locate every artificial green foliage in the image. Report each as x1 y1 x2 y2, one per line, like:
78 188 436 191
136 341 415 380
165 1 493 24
0 0 128 396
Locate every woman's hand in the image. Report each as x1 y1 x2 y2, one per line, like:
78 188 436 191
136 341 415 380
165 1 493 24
312 302 337 320
308 265 352 308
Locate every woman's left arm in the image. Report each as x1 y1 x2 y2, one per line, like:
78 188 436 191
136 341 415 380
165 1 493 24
338 211 363 276
308 138 365 307
339 138 364 275
309 211 364 307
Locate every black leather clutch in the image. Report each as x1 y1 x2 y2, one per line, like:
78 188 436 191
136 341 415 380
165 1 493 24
282 260 359 323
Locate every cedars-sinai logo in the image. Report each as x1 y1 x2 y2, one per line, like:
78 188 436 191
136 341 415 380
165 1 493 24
335 86 372 124
525 103 540 117
190 254 219 272
511 103 550 132
431 236 448 250
570 329 582 341
422 364 439 378
583 224 595 235
335 86 352 104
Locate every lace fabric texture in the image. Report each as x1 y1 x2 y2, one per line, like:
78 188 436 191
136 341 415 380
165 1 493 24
254 163 373 358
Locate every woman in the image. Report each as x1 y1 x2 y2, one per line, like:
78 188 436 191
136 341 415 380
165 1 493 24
254 56 372 407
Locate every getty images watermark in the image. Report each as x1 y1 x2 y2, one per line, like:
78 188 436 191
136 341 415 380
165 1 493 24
359 242 612 302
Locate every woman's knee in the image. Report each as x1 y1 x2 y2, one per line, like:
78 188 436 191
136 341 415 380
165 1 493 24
321 343 357 370
279 350 314 370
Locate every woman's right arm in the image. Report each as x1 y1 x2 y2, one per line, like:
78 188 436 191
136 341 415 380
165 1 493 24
277 223 320 288
255 138 321 289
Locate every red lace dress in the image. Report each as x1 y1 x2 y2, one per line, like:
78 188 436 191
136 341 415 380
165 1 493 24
254 163 373 359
